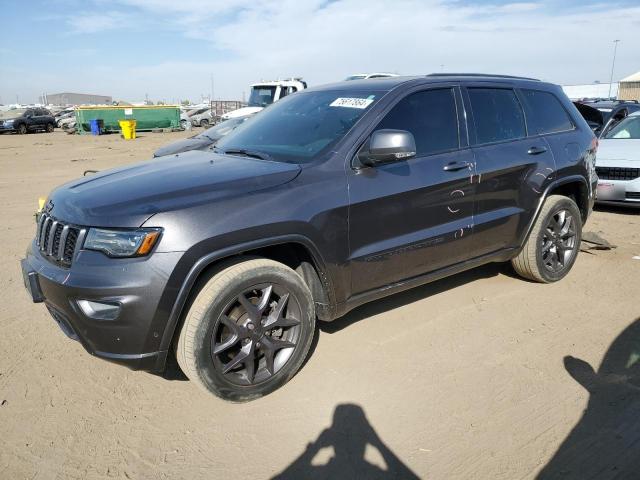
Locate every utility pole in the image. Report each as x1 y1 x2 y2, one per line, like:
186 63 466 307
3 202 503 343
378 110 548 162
440 64 444 72
608 39 620 99
210 74 215 102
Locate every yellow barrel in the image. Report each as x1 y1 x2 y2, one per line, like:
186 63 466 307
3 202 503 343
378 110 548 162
118 119 137 140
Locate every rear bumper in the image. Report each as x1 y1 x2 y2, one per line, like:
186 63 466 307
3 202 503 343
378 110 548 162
21 241 183 372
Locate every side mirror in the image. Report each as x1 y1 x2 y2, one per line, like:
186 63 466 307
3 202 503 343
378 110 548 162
360 129 416 166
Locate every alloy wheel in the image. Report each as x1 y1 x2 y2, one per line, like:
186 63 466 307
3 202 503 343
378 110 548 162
211 283 301 386
541 209 577 272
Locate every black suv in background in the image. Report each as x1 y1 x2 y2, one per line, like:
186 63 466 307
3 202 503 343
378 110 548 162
21 74 597 401
0 108 56 134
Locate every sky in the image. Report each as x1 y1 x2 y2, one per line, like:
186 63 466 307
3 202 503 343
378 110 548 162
1 0 639 104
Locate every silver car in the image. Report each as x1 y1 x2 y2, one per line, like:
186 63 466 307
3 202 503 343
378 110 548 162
596 111 640 207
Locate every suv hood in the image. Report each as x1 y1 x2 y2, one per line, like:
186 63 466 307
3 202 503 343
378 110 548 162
153 136 213 157
48 150 301 227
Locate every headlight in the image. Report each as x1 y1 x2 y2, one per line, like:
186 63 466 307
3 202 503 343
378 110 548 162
84 228 161 257
5 119 14 125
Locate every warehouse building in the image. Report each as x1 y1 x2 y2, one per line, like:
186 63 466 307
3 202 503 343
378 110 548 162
45 92 112 106
618 71 640 101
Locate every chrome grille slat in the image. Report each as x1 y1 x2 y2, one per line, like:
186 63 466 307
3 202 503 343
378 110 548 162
57 225 70 261
39 217 52 248
35 213 81 268
36 214 47 246
47 221 58 256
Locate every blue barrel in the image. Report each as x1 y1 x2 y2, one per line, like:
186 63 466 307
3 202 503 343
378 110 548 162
89 119 104 135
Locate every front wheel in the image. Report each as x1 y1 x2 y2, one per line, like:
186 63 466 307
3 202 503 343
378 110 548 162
17 123 27 135
512 195 582 283
176 258 316 402
200 119 209 128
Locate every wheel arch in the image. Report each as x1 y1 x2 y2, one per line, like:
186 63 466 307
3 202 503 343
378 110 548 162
517 175 589 251
158 235 334 355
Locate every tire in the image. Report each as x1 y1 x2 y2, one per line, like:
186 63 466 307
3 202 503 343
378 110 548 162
45 123 55 133
176 258 316 402
512 195 582 283
200 119 209 128
17 123 27 135
180 119 187 129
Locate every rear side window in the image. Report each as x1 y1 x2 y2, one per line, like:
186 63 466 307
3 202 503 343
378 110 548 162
520 89 574 135
468 88 525 144
376 88 459 156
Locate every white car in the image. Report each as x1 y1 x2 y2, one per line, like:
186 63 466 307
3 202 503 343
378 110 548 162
344 73 399 81
596 111 640 207
221 78 307 120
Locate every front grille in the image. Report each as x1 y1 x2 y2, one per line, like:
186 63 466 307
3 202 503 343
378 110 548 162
36 213 81 267
596 166 640 181
626 192 640 200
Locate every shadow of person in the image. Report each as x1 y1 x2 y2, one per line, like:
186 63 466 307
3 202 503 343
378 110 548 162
538 318 640 479
273 404 419 480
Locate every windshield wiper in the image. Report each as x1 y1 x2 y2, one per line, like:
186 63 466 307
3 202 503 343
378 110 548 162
222 148 272 161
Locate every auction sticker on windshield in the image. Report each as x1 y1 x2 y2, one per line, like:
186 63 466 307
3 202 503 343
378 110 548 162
330 97 374 109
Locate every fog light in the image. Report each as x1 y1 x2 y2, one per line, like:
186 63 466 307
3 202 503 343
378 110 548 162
77 300 121 320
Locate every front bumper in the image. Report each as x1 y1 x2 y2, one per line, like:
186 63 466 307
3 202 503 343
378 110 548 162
21 241 183 372
0 124 16 132
596 177 640 207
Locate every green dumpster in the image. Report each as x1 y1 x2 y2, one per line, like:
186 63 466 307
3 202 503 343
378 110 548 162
74 105 181 134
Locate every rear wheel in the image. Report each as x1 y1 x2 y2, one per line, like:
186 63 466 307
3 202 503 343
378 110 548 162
200 118 209 128
512 195 582 283
180 119 187 129
176 258 315 402
17 123 27 135
45 123 54 133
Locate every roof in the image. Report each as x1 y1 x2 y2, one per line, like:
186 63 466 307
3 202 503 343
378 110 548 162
308 73 548 93
620 71 640 82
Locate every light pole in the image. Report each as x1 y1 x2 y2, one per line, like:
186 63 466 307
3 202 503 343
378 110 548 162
608 39 620 99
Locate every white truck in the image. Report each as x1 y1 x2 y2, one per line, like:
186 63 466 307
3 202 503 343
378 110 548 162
220 78 307 120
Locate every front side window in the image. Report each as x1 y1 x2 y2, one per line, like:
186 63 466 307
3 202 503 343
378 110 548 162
604 116 640 139
468 88 526 144
375 88 459 156
248 86 277 107
216 89 381 163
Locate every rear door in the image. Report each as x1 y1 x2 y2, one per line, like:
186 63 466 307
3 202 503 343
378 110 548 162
348 85 477 295
463 84 555 255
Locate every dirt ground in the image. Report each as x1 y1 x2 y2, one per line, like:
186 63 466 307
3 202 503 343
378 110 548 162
1 130 639 480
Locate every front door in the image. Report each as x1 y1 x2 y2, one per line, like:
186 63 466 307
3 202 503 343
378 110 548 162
348 86 476 296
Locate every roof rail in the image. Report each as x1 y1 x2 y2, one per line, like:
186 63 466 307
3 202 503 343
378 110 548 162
427 73 540 81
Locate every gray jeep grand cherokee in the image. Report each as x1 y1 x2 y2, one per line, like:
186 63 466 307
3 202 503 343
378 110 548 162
21 74 597 401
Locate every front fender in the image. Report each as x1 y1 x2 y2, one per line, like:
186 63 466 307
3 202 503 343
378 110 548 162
154 233 333 355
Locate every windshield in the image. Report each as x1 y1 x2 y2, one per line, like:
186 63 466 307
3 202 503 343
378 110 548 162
215 89 381 164
0 109 26 120
604 116 640 139
197 116 251 142
248 86 277 107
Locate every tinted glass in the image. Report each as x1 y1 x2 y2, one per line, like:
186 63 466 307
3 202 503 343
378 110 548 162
216 90 380 163
376 88 459 156
468 88 525 144
521 89 573 134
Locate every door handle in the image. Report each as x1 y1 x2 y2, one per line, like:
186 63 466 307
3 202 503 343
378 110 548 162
443 161 471 172
527 146 548 155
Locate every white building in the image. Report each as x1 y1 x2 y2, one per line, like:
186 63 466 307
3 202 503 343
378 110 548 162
562 83 618 100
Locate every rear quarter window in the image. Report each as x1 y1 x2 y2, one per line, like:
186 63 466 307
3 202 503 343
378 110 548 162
520 89 574 135
467 88 526 144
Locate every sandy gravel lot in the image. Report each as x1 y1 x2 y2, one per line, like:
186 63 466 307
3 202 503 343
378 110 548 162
1 130 639 479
